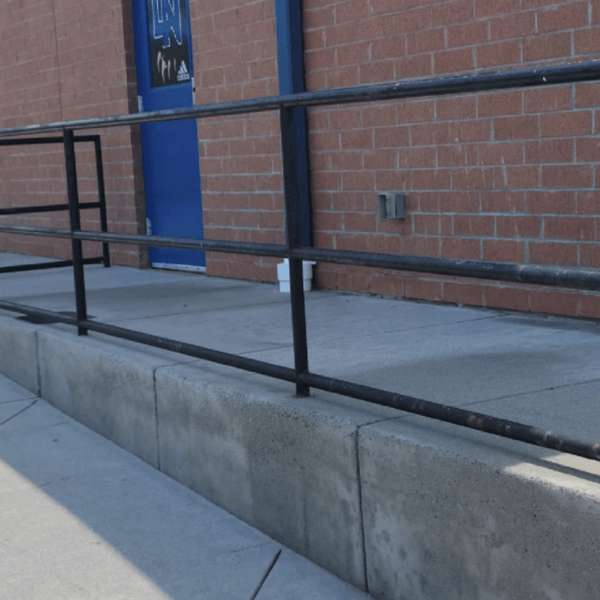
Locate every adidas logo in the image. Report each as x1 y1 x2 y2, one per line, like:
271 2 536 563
177 60 190 82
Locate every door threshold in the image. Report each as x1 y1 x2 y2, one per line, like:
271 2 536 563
152 262 206 274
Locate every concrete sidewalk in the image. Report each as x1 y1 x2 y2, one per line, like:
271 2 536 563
0 374 372 600
1 251 600 600
1 252 599 445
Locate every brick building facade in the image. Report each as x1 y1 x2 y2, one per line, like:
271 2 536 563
1 0 599 318
0 0 144 265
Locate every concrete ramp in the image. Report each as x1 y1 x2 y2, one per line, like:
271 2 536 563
1 254 599 599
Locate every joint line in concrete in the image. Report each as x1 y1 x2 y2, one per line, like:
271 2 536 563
0 399 37 428
152 367 161 471
35 329 41 396
320 312 504 346
463 376 600 408
0 396 38 405
248 548 282 600
354 428 368 593
353 416 401 594
227 541 272 555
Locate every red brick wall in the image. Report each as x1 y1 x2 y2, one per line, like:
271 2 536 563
303 0 600 318
190 0 283 281
2 0 599 319
0 0 145 267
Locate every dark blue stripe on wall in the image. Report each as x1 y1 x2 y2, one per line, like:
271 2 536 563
275 0 312 246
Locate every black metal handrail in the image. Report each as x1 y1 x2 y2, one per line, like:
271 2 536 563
1 61 600 137
1 61 600 461
0 225 598 291
0 134 110 273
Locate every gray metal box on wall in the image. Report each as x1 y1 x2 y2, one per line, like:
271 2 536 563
378 193 405 220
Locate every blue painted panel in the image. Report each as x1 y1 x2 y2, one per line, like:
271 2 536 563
133 0 205 269
275 0 312 247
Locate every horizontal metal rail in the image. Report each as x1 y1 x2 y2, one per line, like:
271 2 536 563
299 373 600 461
0 202 101 216
293 248 600 292
0 135 99 146
0 224 289 256
0 257 103 275
0 300 297 382
0 224 599 292
0 61 599 137
1 60 599 462
0 297 598 462
0 224 72 240
0 133 110 273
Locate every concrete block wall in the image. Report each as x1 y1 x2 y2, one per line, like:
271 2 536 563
0 313 599 599
0 0 146 267
359 416 600 600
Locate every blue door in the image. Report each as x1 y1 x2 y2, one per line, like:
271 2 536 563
132 0 205 271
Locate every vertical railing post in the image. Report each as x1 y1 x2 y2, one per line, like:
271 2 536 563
280 106 310 396
63 128 89 336
93 136 111 267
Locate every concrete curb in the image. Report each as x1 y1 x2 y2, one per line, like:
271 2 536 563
0 316 39 394
359 416 600 600
1 312 599 599
154 361 393 588
36 329 170 468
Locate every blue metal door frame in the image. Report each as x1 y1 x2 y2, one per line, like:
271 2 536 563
132 0 310 271
275 0 312 247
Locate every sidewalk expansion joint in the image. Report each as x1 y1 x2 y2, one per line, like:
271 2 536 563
248 547 282 600
307 313 505 346
108 299 290 324
38 475 73 489
0 399 37 428
0 396 38 405
462 376 600 409
227 541 273 554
